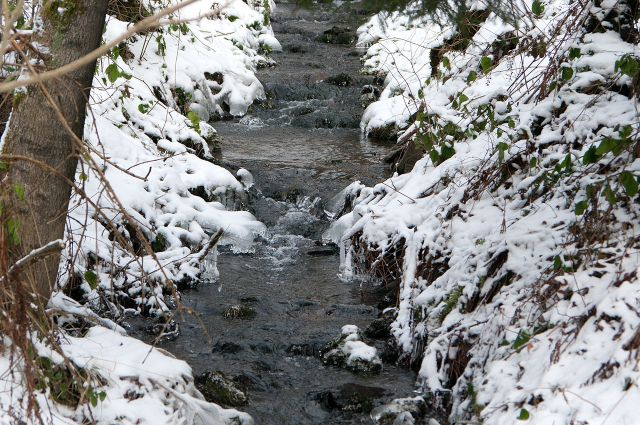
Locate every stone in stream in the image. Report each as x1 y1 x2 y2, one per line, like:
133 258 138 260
321 325 382 374
317 26 355 44
311 383 387 413
370 397 428 425
194 371 248 407
212 340 244 354
222 304 257 319
306 242 339 256
326 73 353 87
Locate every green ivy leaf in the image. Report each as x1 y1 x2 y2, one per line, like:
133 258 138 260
497 142 509 161
105 63 120 83
620 171 639 197
467 70 477 83
517 408 530 420
568 47 581 59
442 56 450 70
615 55 640 78
553 255 563 271
530 157 537 168
138 103 150 114
574 200 588 215
480 56 492 74
531 0 544 17
603 185 617 205
84 270 98 290
561 67 573 81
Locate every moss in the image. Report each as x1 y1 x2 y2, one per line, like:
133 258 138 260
43 0 81 30
438 285 463 322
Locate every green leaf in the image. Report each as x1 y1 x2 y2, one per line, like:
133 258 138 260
467 70 477 83
620 171 639 197
574 200 588 215
517 408 530 420
442 56 450 70
561 67 573 81
84 270 98 290
79 172 88 181
512 330 531 350
603 185 617 205
458 93 469 104
530 157 537 168
553 255 563 271
428 149 440 164
596 137 616 156
187 111 201 133
105 63 120 83
568 47 581 59
508 119 515 129
531 0 544 16
6 218 20 245
440 144 456 161
582 146 598 165
615 55 640 78
497 142 509 161
138 103 150 114
480 56 492 74
548 80 557 92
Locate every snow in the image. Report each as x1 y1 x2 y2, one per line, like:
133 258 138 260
328 0 640 424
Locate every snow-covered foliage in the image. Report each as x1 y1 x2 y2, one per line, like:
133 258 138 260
60 0 277 316
0 326 253 425
329 0 640 423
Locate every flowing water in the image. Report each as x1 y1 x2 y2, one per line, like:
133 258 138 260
141 2 419 423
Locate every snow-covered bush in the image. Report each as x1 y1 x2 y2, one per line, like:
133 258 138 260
329 0 640 423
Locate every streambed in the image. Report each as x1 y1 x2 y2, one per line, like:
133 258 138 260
142 2 421 423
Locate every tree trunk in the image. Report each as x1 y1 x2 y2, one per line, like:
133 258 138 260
1 1 109 305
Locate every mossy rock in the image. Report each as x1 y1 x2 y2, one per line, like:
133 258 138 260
223 304 257 319
195 371 248 407
326 73 353 87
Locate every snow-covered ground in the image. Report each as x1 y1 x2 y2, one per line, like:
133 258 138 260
328 0 640 423
1 1 278 423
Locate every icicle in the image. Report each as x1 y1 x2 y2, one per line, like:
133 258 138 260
200 249 219 283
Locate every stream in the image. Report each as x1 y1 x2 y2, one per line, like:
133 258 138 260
143 2 419 423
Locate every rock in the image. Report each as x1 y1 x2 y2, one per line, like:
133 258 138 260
144 319 179 341
306 243 339 256
321 325 383 374
317 26 355 44
195 371 248 407
364 316 394 339
223 304 257 319
361 84 381 107
312 383 386 413
286 341 324 357
367 123 399 143
326 73 353 87
370 397 427 425
212 341 244 354
233 371 268 392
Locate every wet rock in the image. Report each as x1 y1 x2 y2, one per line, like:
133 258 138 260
250 342 277 354
239 296 259 304
306 243 339 256
223 304 257 319
195 371 248 407
326 73 353 87
370 397 428 425
212 341 244 354
364 316 394 339
286 341 325 357
326 303 377 316
321 325 382 374
233 371 268 392
287 44 306 53
361 84 381 107
144 319 179 341
318 26 355 44
312 383 386 413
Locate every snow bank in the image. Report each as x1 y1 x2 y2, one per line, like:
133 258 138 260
330 0 640 423
2 1 278 423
